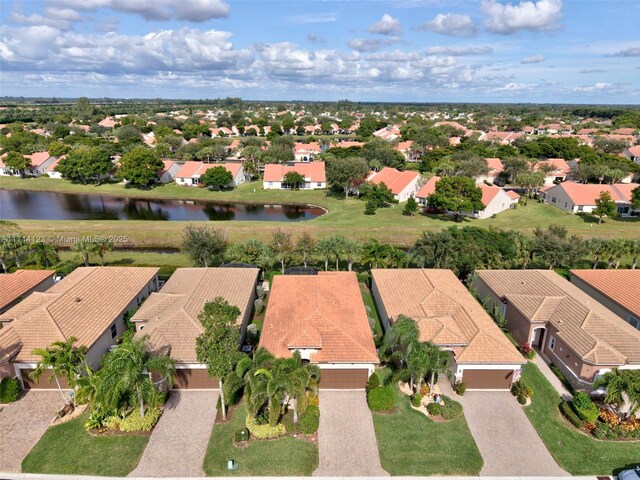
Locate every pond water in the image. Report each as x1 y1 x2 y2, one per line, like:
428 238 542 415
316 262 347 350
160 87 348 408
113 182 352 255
0 189 326 222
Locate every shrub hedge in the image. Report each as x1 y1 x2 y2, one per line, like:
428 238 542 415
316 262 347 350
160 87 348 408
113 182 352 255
104 407 161 432
453 381 467 396
366 372 380 392
411 393 423 407
440 395 463 420
245 415 286 439
367 386 394 412
426 402 442 416
571 392 599 423
0 377 20 403
298 405 320 434
559 401 584 428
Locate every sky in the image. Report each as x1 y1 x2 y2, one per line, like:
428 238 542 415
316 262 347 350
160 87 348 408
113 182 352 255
0 0 639 103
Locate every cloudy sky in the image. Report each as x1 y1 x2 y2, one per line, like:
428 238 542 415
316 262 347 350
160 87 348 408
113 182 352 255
1 0 639 103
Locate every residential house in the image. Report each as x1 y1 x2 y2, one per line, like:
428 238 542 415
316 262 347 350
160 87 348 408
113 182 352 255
613 128 637 136
570 270 640 331
395 140 420 162
175 161 245 187
415 176 440 205
534 158 571 185
159 160 181 184
293 142 321 162
0 267 159 388
259 272 378 389
0 270 55 315
263 162 326 190
623 146 640 164
373 125 401 141
483 131 522 145
474 185 519 219
98 117 116 128
539 181 639 216
366 167 420 202
475 158 504 184
45 156 64 179
372 269 525 390
0 152 54 177
131 268 258 389
473 270 640 391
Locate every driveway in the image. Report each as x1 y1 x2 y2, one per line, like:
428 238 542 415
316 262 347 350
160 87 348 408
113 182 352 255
0 391 62 472
458 390 568 476
129 390 218 478
313 391 388 477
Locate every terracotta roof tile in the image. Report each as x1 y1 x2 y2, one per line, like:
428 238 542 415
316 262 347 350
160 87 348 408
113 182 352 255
570 269 640 319
263 162 326 183
368 167 420 195
0 270 54 312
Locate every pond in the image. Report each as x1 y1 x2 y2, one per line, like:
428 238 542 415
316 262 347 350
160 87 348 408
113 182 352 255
0 189 326 222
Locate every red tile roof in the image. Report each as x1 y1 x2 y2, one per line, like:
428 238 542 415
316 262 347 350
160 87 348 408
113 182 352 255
263 162 326 182
367 167 419 195
486 157 504 175
26 152 51 167
416 176 440 199
0 270 54 312
545 181 639 205
176 161 241 178
570 270 640 319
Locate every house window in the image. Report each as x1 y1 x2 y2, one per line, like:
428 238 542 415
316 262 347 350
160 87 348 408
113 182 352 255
627 314 640 330
317 182 322 187
549 336 556 351
110 323 117 339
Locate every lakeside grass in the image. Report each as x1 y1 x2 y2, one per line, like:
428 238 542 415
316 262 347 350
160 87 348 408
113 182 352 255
2 176 639 248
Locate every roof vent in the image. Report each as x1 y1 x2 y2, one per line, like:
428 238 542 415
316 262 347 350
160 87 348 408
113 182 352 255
75 297 82 303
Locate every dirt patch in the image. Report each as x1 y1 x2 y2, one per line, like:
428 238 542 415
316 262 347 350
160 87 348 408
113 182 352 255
52 403 87 426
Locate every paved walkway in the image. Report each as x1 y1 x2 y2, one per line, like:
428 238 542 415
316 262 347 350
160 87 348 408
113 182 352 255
442 382 568 477
313 390 388 477
0 391 63 472
534 350 573 401
129 391 218 478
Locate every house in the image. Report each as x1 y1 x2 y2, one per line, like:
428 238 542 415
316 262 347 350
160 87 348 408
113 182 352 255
613 128 637 136
0 152 54 177
473 185 519 219
534 158 571 185
45 156 64 179
395 140 420 162
539 181 639 216
570 270 640 331
415 176 440 205
372 125 401 141
475 158 504 184
521 126 535 134
293 142 321 162
98 117 116 128
210 127 235 137
159 160 181 184
371 269 525 390
623 146 640 164
259 272 378 389
263 162 326 190
473 270 640 391
131 268 258 389
366 167 420 202
0 270 55 314
175 161 245 187
0 267 159 388
483 131 522 145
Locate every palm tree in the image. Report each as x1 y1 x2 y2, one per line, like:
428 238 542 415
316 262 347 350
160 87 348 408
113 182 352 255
425 343 451 393
361 239 392 269
387 246 407 268
604 239 628 269
31 337 88 404
594 369 640 419
329 235 347 271
72 239 99 267
1 235 28 268
30 242 59 268
381 315 420 367
628 239 640 270
343 239 362 272
406 342 431 392
95 239 114 266
315 238 334 271
586 238 607 269
95 334 175 417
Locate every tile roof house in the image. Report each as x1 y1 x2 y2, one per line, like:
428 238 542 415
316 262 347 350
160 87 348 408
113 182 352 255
293 142 321 162
131 268 258 389
372 269 525 390
570 270 640 331
474 185 520 219
473 270 640 391
263 162 326 190
623 145 640 164
159 160 181 184
175 161 245 187
540 181 639 216
259 272 378 389
0 267 159 389
415 175 440 205
372 125 401 141
366 167 421 202
533 158 571 185
0 270 55 314
475 158 504 184
0 151 54 177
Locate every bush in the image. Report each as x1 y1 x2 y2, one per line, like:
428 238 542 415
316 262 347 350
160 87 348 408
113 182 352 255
308 391 319 407
511 380 533 400
411 393 423 407
440 396 463 420
454 381 467 396
520 342 536 359
104 407 162 432
366 372 380 393
427 402 442 416
0 378 21 403
298 405 320 434
571 392 599 422
516 394 527 405
367 386 394 412
420 383 430 396
559 401 584 428
549 363 574 393
245 415 286 439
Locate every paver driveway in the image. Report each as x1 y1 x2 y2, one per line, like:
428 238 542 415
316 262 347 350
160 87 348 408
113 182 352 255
129 390 218 478
0 391 62 472
313 390 388 477
459 390 568 476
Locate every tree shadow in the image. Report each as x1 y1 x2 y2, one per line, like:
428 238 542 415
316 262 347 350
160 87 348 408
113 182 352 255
107 258 135 265
576 213 640 225
611 464 640 477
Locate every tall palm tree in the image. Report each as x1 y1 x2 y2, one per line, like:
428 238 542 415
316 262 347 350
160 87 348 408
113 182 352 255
406 342 431 392
72 239 99 267
1 235 28 268
315 238 334 271
604 239 628 269
95 334 175 417
30 242 60 268
381 315 420 367
627 239 640 270
31 337 88 404
95 239 114 266
343 239 362 272
329 235 347 271
425 343 451 393
586 238 607 269
594 368 640 418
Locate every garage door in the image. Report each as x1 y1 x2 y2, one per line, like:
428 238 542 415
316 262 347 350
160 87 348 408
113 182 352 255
319 369 369 389
20 369 69 390
172 369 219 389
463 369 513 390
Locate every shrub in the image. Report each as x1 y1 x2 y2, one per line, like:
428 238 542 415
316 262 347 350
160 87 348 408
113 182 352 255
308 392 319 407
427 402 442 416
420 383 430 396
516 394 527 405
298 405 320 434
105 407 162 432
520 342 536 359
0 378 21 403
84 410 109 430
549 363 574 393
453 381 467 396
559 401 584 428
598 407 620 425
511 380 533 400
367 386 394 412
571 392 599 422
411 393 423 407
440 396 463 420
245 415 286 439
366 372 380 393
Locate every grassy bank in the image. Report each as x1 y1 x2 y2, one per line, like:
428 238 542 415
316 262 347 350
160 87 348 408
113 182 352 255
2 176 639 248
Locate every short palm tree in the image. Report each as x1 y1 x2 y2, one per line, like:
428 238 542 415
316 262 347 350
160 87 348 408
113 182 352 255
381 315 420 367
594 368 640 418
94 334 175 417
425 342 450 393
315 238 334 271
72 239 99 267
95 239 114 266
30 242 60 268
406 341 431 392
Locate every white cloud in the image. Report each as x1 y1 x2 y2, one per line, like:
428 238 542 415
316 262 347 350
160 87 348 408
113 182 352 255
578 68 606 73
11 7 84 30
418 13 477 37
482 0 563 34
426 46 492 56
307 32 327 44
95 18 119 33
496 82 537 91
289 13 337 24
607 46 640 57
348 39 385 52
368 14 403 35
521 54 544 63
574 82 612 92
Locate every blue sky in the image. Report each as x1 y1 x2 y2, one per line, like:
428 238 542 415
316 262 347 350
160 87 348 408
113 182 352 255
1 0 639 103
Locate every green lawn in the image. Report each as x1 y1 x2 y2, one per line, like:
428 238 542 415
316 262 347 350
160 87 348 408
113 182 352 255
521 362 640 475
202 402 318 476
57 249 192 267
22 411 149 476
371 371 483 476
3 176 639 249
